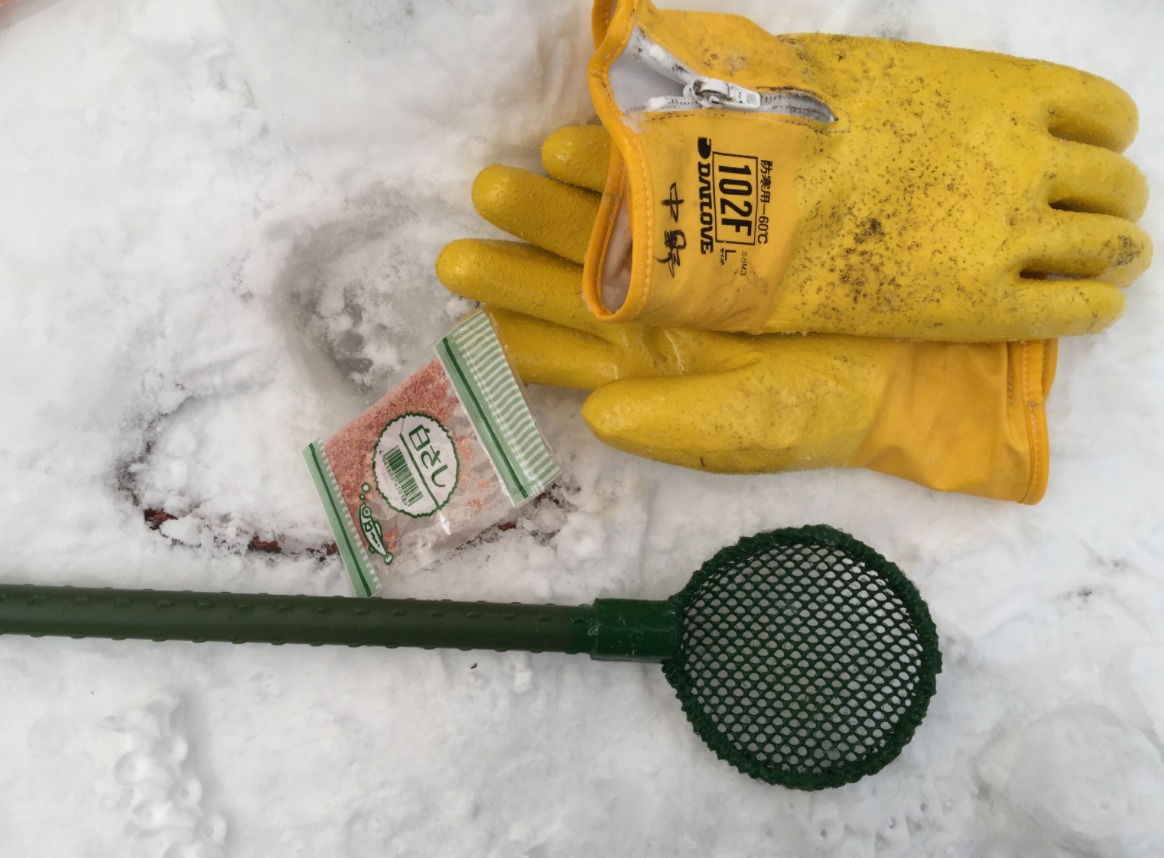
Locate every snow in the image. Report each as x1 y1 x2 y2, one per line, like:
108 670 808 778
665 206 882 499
0 0 1162 855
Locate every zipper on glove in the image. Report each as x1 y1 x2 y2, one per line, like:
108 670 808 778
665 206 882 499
614 27 835 123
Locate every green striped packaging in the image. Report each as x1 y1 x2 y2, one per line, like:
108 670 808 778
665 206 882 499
435 311 561 505
302 441 379 596
303 310 561 597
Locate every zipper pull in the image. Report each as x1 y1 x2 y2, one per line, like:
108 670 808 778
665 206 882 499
685 77 763 111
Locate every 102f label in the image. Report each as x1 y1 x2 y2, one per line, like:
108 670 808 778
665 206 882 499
696 137 761 255
707 153 758 247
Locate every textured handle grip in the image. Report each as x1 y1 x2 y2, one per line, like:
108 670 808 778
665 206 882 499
0 584 599 654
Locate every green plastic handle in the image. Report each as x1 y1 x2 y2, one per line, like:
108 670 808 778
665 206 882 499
0 584 678 662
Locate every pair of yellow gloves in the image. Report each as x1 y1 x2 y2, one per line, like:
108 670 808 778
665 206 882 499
437 0 1151 504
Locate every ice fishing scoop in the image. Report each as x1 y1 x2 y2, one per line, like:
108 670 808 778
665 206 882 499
0 524 940 789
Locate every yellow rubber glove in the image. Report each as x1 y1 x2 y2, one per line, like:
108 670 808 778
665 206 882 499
437 126 1055 503
584 0 1150 340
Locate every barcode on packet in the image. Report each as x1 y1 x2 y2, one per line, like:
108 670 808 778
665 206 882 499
386 446 423 507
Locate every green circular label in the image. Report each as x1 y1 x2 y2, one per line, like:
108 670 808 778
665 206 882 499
373 413 459 518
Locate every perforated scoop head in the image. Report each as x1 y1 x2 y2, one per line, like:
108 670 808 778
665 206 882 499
663 525 941 790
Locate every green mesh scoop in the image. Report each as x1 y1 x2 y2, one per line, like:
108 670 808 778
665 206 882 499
0 524 940 789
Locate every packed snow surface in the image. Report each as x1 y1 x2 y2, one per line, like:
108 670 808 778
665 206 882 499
1 0 1162 855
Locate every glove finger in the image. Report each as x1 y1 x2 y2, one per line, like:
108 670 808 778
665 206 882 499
1004 278 1129 337
1044 139 1148 221
580 361 873 474
1034 64 1139 152
541 125 611 193
437 238 603 333
1014 210 1152 287
486 308 621 391
472 165 599 264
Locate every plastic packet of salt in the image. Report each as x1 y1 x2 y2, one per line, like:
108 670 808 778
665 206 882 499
303 310 561 596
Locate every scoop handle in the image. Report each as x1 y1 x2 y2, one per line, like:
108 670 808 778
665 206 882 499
0 584 677 660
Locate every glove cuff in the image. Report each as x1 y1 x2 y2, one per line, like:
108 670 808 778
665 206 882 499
1013 339 1057 504
851 340 1056 504
583 0 832 332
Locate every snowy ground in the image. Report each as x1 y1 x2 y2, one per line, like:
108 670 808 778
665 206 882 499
1 0 1162 855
